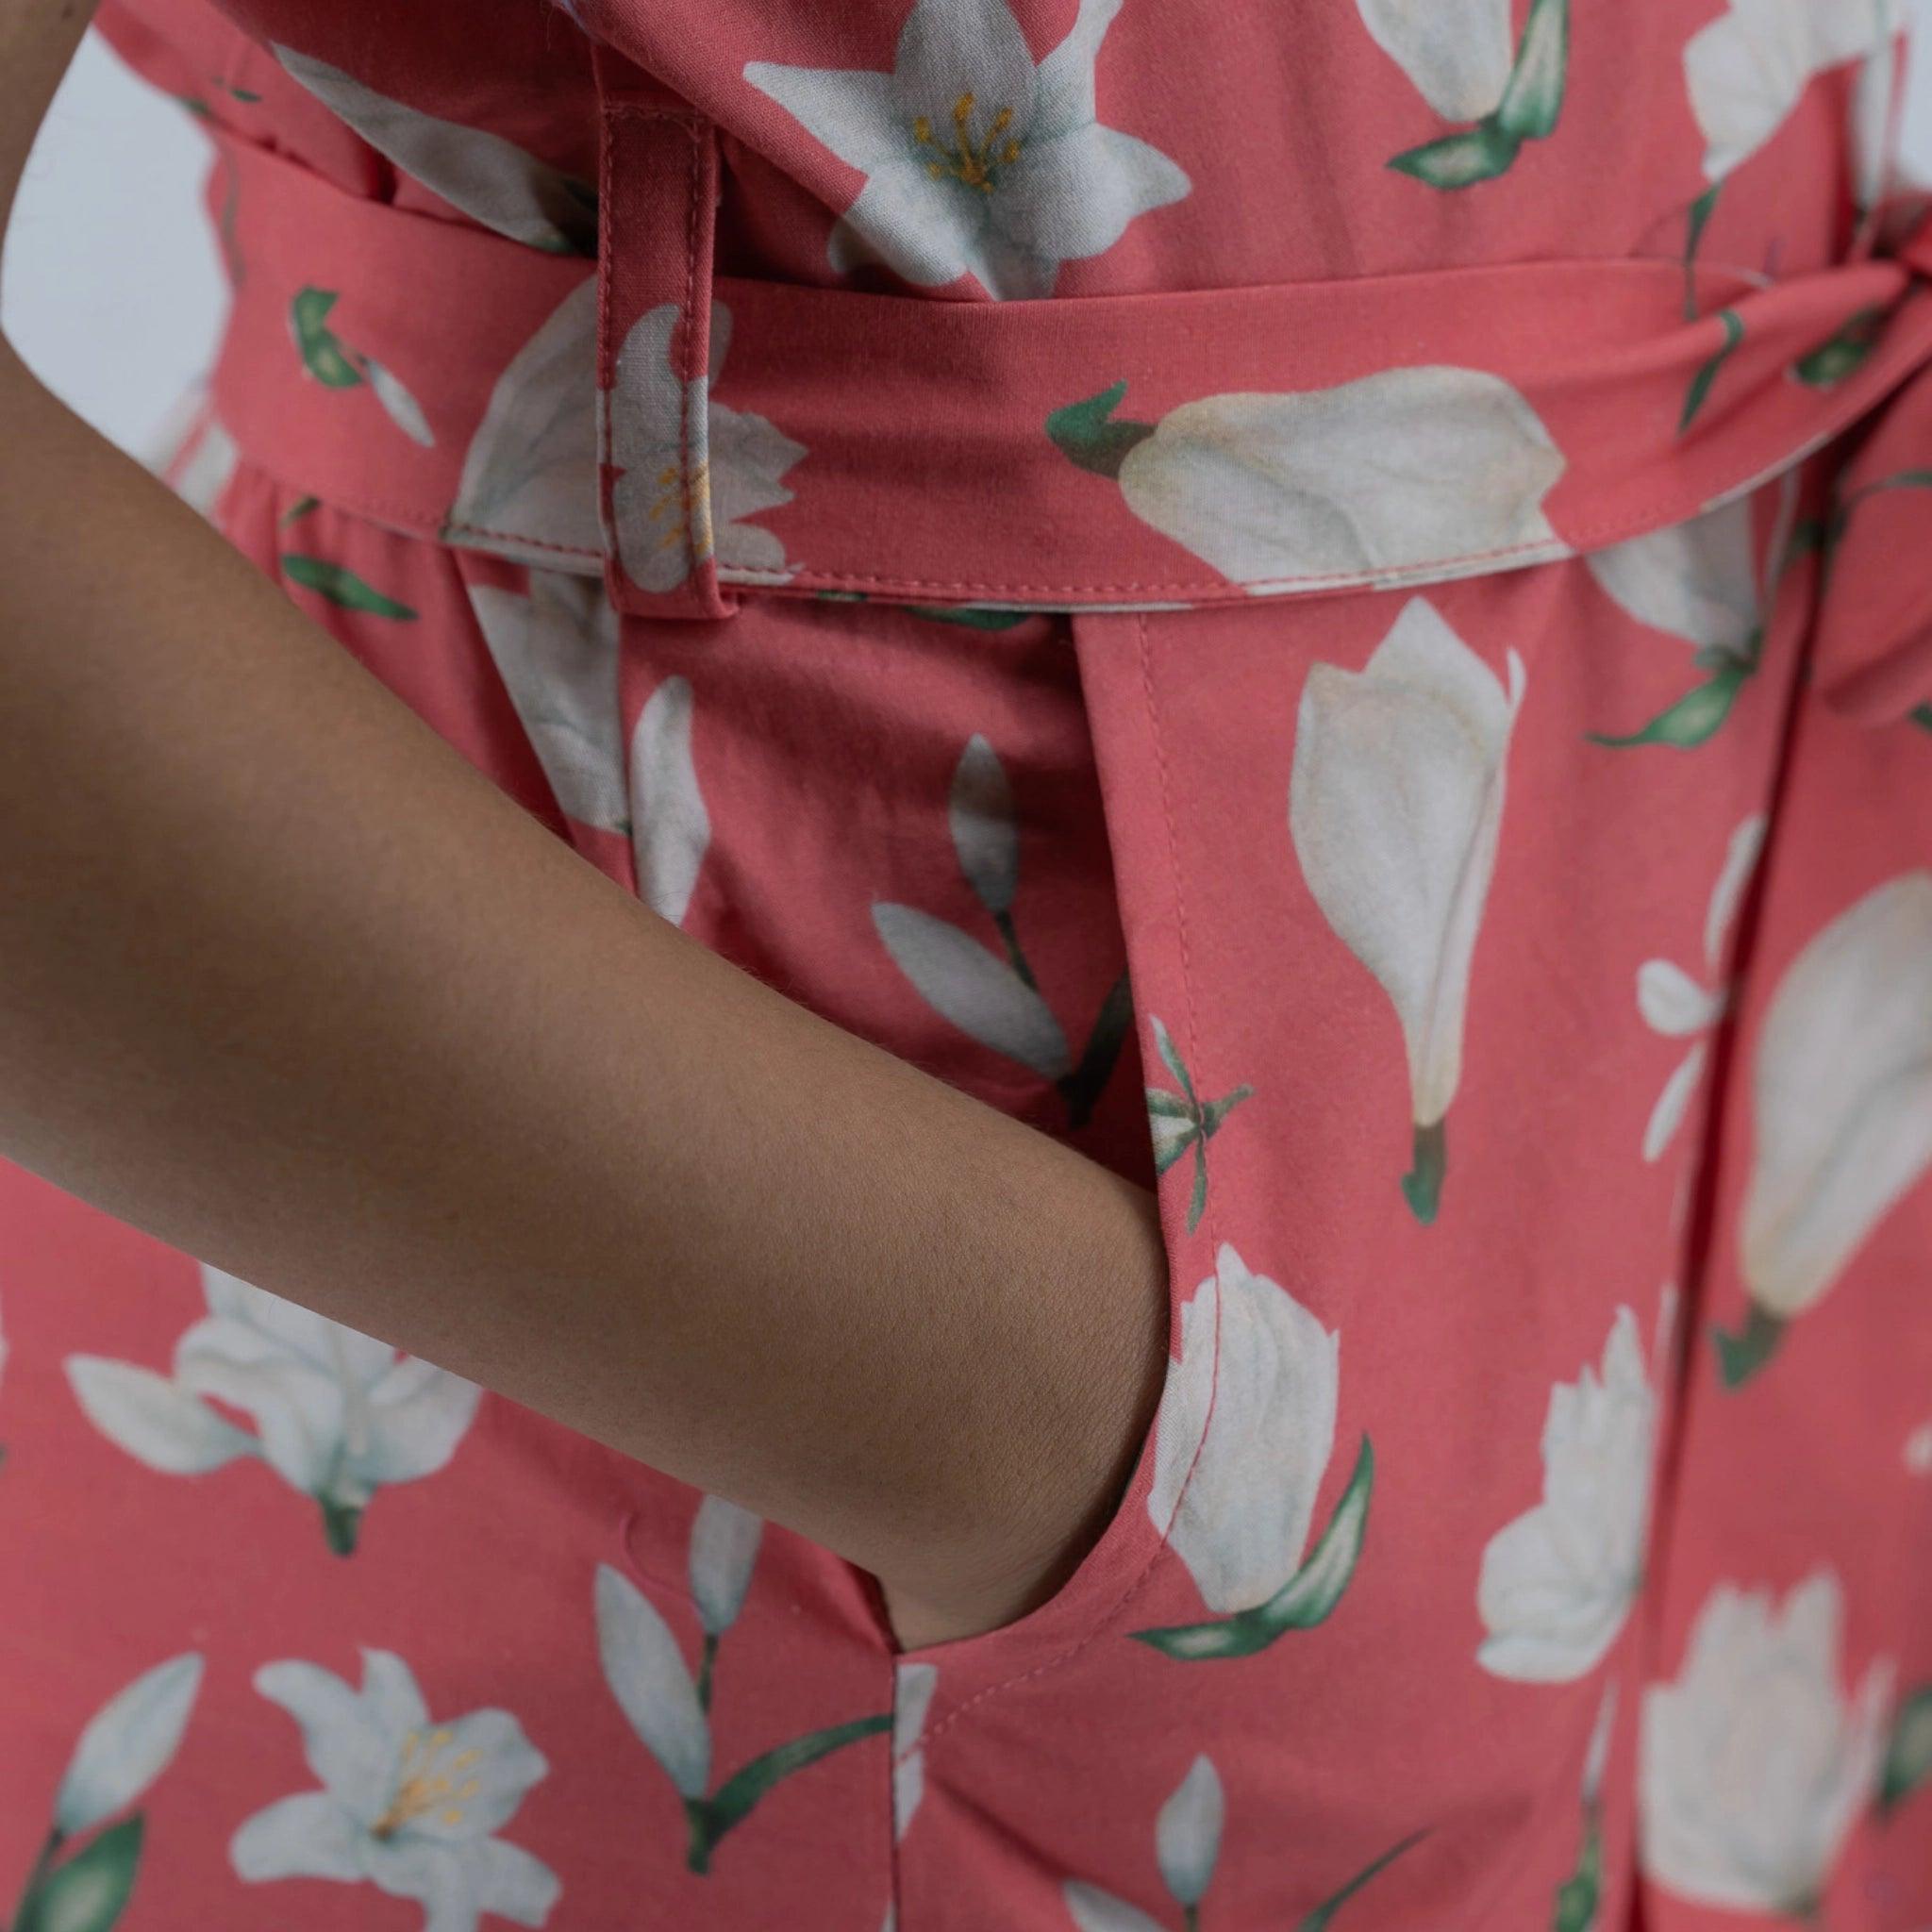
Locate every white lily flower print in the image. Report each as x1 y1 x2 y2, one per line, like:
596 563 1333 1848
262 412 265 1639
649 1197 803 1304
1676 8 1898 384
1363 0 1571 189
1133 1244 1374 1661
230 1648 558 1932
688 1492 765 1639
1685 0 1901 183
1849 16 1905 214
1290 597 1527 1223
1358 0 1513 120
65 1261 483 1554
289 287 438 448
872 906 1070 1077
891 1661 940 1843
596 1563 713 1800
54 1653 205 1839
1640 1571 1894 1917
446 279 601 565
1064 1754 1424 1932
594 1498 891 1874
630 675 712 927
1583 1679 1620 1810
469 572 715 923
363 357 438 446
271 44 597 254
467 571 626 833
10 1654 205 1932
597 1499 761 1809
1475 1306 1658 1683
1719 871 1932 1384
743 0 1191 300
1063 1754 1224 1932
609 300 807 595
875 733 1131 1125
1049 367 1567 595
1155 1754 1225 1914
1636 813 1767 1160
1586 497 1768 747
1588 498 1760 666
1148 1244 1337 1616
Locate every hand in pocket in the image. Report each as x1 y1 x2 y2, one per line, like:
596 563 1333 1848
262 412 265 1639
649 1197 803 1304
871 1184 1171 1654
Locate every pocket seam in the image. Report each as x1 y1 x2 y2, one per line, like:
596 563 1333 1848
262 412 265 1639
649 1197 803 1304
912 607 1225 1749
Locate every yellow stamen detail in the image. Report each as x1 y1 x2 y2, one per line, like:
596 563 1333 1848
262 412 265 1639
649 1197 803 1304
909 86 1024 192
369 1727 484 1840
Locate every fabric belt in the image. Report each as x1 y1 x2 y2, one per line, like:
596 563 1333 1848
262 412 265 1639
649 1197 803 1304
200 47 1932 708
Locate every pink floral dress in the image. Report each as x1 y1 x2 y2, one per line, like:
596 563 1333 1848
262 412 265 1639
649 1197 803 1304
6 0 1932 1927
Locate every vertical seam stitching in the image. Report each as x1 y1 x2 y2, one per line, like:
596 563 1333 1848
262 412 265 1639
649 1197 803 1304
915 610 1223 1749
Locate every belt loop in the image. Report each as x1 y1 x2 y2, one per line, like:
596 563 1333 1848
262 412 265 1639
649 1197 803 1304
591 42 736 621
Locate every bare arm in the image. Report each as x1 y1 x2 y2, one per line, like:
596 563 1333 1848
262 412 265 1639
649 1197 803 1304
0 2 1171 1646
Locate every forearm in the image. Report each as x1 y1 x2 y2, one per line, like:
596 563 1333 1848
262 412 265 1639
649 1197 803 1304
0 340 1169 1614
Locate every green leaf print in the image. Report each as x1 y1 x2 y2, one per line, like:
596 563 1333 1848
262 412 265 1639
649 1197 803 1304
1401 1117 1447 1224
1130 1436 1374 1659
1388 0 1567 189
289 288 364 389
1059 967 1135 1132
317 1493 362 1557
1495 0 1569 139
1143 1016 1253 1235
1791 306 1887 388
1781 513 1837 572
1813 468 1932 578
1553 1814 1604 1932
1711 1302 1786 1389
1198 1089 1250 1135
280 555 419 619
276 494 322 529
684 1713 893 1875
596 1537 893 1880
1879 1684 1932 1814
288 291 434 444
1045 381 1157 479
1153 1015 1194 1099
1295 1828 1431 1931
1389 120 1523 189
1586 658 1750 750
1681 181 1723 322
1679 308 1744 434
1911 704 1932 734
17 1816 143 1932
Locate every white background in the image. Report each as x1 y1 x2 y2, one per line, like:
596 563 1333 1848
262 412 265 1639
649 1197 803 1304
7 25 1932 462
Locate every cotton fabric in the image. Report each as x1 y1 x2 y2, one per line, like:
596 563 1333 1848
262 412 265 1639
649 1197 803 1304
4 1 1931 1928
